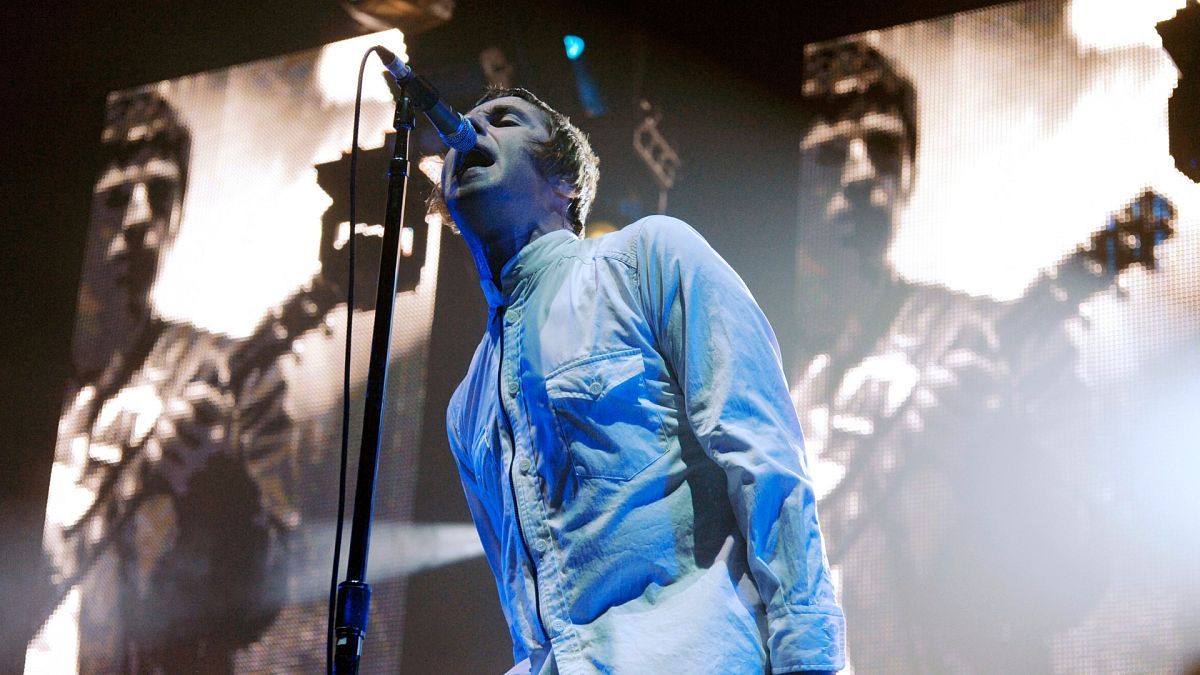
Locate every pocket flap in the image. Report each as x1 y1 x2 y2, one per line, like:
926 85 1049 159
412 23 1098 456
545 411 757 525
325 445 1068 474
547 349 643 401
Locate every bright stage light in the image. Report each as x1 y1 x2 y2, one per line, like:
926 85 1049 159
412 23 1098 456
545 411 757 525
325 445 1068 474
316 29 408 106
1068 0 1189 50
564 35 586 61
418 153 444 183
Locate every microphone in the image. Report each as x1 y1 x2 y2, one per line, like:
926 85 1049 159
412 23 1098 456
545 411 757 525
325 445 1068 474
376 47 478 153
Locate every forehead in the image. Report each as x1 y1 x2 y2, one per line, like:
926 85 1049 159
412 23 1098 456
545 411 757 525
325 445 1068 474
801 110 906 149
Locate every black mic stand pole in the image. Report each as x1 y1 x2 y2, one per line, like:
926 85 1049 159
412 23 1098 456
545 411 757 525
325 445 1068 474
332 85 415 674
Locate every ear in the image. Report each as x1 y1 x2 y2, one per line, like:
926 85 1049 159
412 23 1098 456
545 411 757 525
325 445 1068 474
551 178 579 223
552 177 579 201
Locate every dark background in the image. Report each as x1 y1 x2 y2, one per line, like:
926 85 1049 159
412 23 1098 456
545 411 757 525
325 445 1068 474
0 1 1005 671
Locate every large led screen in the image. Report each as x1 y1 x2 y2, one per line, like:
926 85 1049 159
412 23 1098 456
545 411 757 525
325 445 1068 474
793 1 1199 672
24 31 484 673
23 0 1200 672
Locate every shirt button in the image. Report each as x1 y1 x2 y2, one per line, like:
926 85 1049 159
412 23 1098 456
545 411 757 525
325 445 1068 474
517 458 532 473
507 308 521 323
507 379 519 395
533 538 548 553
587 380 602 395
550 618 567 634
574 464 585 476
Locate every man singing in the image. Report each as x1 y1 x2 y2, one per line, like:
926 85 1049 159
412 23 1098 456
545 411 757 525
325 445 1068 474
439 87 844 674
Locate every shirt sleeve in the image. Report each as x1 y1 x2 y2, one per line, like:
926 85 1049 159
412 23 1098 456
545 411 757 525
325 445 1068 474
633 216 845 672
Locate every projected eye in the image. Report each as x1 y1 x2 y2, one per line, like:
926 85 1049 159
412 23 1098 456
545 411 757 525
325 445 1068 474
814 141 849 168
865 132 903 175
103 187 131 209
145 179 176 213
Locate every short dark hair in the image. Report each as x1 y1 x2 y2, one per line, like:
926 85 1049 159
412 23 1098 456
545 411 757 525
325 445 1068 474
800 39 918 177
100 89 192 197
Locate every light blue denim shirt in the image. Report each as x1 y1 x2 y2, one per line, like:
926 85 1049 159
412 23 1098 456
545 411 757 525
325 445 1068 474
447 216 845 674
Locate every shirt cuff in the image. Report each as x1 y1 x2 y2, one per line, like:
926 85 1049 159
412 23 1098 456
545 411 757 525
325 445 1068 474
767 605 846 673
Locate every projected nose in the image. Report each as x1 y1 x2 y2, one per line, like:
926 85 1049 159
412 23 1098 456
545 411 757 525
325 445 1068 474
841 137 876 186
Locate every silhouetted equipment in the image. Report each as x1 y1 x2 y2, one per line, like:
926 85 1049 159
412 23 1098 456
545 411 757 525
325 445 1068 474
315 131 428 298
632 101 681 213
1158 0 1199 183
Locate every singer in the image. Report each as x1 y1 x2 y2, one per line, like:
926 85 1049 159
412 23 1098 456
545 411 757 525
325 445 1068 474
438 87 845 674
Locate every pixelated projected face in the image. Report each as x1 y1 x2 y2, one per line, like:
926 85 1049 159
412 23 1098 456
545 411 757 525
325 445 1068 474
91 147 182 319
799 107 911 270
441 96 556 239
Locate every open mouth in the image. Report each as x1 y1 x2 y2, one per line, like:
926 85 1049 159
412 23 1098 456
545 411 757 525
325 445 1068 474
456 147 494 177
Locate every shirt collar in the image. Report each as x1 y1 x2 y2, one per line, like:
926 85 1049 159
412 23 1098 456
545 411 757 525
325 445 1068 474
479 228 578 310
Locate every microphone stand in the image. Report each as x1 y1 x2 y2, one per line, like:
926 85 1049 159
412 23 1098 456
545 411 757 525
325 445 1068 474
332 85 415 674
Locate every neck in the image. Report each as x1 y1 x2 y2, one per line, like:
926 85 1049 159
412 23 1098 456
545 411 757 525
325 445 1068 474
77 310 162 387
462 210 573 288
796 244 903 358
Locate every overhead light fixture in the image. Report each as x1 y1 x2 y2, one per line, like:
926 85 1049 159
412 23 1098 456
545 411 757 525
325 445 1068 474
340 0 455 34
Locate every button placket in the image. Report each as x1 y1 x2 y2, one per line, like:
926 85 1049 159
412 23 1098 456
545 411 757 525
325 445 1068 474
526 449 575 655
503 301 576 656
503 319 542 569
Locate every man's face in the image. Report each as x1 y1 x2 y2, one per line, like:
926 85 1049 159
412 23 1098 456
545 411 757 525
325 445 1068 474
441 96 558 239
90 148 182 318
798 107 911 269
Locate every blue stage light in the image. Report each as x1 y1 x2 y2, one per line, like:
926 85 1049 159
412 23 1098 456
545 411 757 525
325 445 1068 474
563 35 585 61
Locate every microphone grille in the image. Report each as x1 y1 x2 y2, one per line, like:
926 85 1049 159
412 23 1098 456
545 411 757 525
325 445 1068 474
441 114 478 153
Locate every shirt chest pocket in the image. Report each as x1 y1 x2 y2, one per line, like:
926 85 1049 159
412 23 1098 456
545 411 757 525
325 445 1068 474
545 349 666 481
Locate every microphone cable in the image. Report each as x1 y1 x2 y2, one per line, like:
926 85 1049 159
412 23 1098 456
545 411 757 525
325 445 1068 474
327 44 394 675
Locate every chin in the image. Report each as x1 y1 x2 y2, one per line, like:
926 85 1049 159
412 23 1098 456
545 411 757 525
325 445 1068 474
446 182 493 215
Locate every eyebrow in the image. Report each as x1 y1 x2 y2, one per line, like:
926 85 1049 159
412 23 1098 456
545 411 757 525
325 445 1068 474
801 112 906 149
94 158 182 192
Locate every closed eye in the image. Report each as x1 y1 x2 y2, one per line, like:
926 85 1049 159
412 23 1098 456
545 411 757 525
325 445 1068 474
487 104 526 128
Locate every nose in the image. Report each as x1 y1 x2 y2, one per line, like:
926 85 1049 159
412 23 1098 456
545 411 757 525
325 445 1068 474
106 182 159 260
840 137 876 188
466 111 487 136
123 182 153 229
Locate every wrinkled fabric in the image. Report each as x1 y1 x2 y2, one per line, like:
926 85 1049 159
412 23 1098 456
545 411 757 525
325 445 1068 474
447 216 845 674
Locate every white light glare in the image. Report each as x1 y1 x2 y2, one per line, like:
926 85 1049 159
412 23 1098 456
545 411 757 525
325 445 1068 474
316 29 408 106
24 588 82 675
418 154 444 184
1068 0 1189 50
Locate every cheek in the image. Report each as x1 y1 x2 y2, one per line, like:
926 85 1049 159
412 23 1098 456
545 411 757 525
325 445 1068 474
870 176 902 202
800 160 841 192
91 206 123 238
